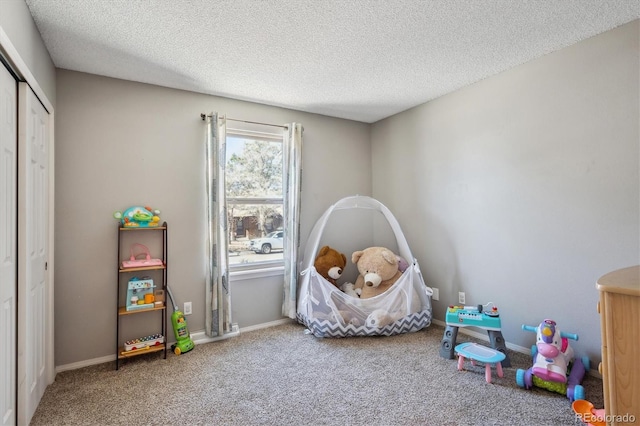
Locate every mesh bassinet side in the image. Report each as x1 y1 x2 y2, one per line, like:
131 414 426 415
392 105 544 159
297 196 432 337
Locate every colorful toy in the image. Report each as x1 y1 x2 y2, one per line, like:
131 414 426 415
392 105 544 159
572 400 606 426
516 319 590 401
114 205 161 227
123 334 164 352
121 243 163 269
455 342 506 383
166 286 194 355
439 303 511 367
125 277 155 311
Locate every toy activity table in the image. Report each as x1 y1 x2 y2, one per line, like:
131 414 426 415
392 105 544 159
455 342 506 384
440 304 511 367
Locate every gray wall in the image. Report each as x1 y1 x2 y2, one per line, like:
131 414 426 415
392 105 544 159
0 0 56 104
9 0 638 370
371 20 639 364
54 70 371 366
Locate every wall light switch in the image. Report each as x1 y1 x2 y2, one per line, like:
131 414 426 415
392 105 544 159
184 301 192 315
432 287 439 301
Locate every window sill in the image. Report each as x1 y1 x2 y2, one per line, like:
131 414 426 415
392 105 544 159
229 265 284 281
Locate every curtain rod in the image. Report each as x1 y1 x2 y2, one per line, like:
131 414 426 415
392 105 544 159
200 113 288 129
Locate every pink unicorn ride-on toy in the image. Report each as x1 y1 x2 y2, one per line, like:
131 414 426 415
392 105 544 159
516 319 590 402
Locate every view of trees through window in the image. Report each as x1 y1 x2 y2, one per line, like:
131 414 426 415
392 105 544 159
226 132 284 266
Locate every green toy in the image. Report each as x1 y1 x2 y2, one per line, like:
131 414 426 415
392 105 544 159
113 205 161 228
166 287 194 355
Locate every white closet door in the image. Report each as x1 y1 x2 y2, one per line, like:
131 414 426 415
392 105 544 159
0 62 17 426
17 82 49 426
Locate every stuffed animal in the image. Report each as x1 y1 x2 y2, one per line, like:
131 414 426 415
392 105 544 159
325 292 365 326
339 282 361 298
352 246 403 299
396 255 410 273
314 245 347 288
317 308 363 327
366 309 404 328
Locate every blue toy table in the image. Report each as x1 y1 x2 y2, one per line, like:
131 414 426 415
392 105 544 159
455 342 506 383
440 305 511 367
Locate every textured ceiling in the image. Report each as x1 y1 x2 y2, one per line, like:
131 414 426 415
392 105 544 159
25 0 639 123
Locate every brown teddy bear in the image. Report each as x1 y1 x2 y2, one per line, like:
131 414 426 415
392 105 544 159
352 246 402 299
314 245 347 288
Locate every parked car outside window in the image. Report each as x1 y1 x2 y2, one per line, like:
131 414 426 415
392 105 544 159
249 231 284 254
226 129 284 267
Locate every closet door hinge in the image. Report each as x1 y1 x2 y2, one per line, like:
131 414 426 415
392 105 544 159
45 262 48 270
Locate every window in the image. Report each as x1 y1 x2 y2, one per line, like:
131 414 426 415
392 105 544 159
225 128 284 268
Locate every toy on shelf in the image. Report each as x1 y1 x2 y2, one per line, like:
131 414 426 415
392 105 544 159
125 277 156 311
121 244 164 269
114 206 161 228
516 319 590 402
121 334 165 356
439 302 511 367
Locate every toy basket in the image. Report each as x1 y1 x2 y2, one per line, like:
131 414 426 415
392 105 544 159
297 195 433 337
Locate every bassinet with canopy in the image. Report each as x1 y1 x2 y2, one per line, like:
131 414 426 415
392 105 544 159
297 195 433 337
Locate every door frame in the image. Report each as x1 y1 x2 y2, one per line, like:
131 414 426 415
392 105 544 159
0 26 56 423
0 52 18 426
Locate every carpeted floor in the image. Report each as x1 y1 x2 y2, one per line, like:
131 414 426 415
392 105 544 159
31 321 602 425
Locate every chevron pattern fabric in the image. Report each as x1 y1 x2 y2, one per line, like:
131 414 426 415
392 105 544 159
297 310 432 338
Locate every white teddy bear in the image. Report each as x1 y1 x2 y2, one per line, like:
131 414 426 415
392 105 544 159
339 281 361 298
366 309 403 328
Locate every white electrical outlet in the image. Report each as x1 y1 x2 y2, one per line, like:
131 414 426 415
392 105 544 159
458 292 466 304
184 301 192 315
432 287 439 301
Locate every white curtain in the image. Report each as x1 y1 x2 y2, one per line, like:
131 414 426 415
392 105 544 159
282 123 303 318
205 113 231 337
204 114 303 328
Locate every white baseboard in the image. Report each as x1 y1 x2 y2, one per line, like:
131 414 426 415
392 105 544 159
189 325 240 345
191 318 293 344
56 354 116 373
55 319 293 374
233 318 293 333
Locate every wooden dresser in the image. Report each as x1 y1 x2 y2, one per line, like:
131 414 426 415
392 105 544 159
596 265 640 425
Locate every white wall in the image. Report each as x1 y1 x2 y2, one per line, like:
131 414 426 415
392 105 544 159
54 69 371 366
371 20 639 363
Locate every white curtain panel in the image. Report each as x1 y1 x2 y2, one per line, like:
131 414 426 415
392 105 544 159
205 113 232 337
282 123 303 319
